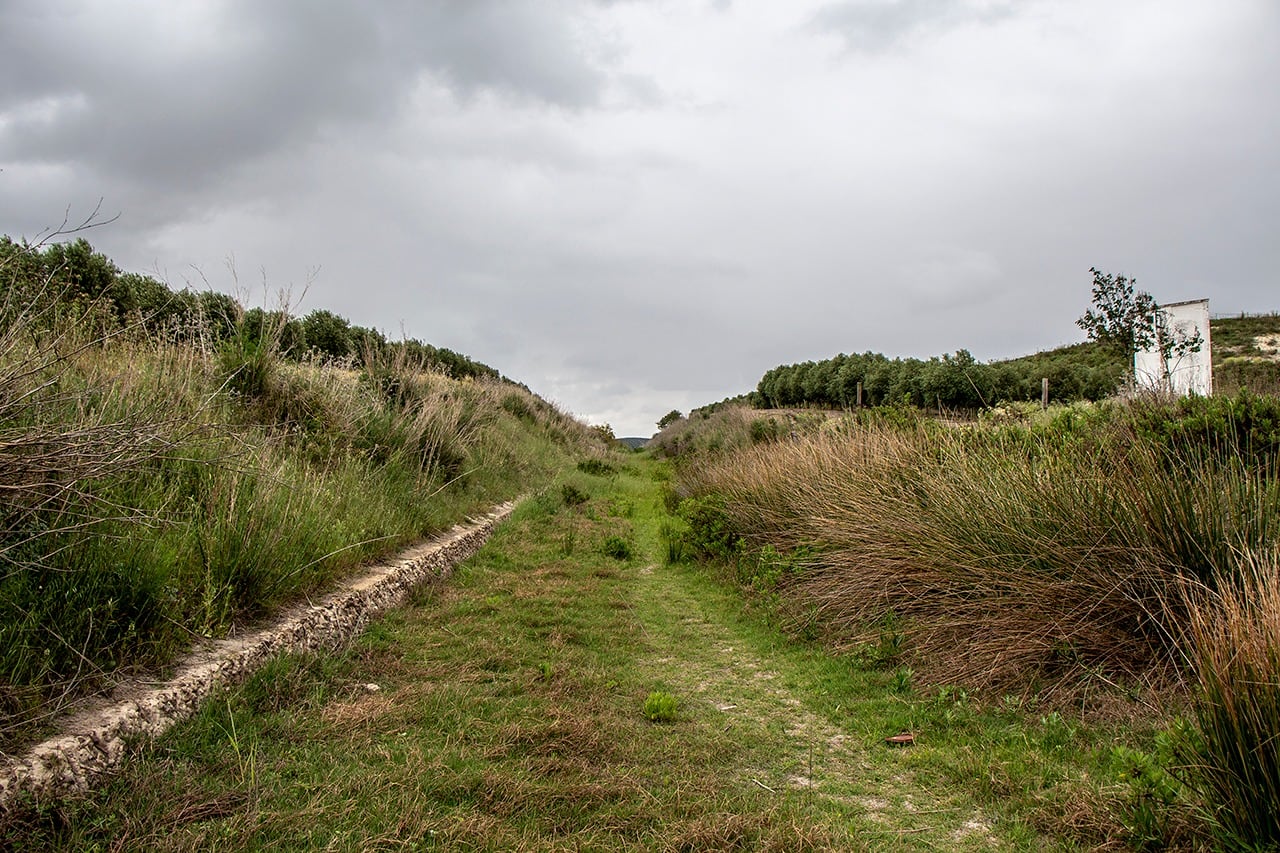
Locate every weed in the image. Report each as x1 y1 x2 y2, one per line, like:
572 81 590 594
577 458 615 477
642 690 678 723
601 535 632 561
661 522 688 566
561 483 589 507
1109 735 1185 849
607 497 634 518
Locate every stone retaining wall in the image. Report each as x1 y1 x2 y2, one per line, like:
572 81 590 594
0 501 515 813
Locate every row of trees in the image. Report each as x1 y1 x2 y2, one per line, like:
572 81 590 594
0 236 500 381
754 269 1203 412
755 347 1124 411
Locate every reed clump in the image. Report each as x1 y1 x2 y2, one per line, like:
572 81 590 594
1173 552 1280 850
676 400 1280 698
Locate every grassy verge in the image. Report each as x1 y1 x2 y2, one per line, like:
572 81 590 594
0 255 601 752
4 456 1204 850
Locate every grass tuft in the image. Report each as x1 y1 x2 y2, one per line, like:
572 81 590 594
1175 552 1280 850
641 690 678 723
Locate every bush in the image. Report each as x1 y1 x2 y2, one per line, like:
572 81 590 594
601 535 632 561
1127 389 1280 469
676 495 741 562
561 483 589 507
749 417 783 444
577 458 615 477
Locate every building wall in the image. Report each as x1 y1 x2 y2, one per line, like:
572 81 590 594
1133 299 1212 396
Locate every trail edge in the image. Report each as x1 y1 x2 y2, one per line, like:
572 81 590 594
0 501 517 813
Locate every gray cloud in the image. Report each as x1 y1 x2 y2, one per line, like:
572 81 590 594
0 1 620 197
808 0 1017 51
2 1 1278 437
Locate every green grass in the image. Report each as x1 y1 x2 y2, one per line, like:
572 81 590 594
3 456 1197 850
0 305 602 752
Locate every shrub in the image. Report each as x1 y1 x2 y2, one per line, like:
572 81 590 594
501 392 535 422
601 535 632 561
749 417 783 444
561 483 589 507
577 458 615 477
676 495 741 562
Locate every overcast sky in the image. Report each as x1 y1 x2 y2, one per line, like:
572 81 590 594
2 1 1277 436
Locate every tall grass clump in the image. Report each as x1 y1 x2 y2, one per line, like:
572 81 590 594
676 401 1280 697
0 235 604 751
1174 553 1280 850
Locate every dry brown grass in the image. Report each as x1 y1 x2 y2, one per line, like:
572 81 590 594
1172 549 1280 848
678 420 1274 700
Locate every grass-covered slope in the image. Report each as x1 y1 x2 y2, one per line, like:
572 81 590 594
0 236 606 752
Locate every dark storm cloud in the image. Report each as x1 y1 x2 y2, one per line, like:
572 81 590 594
0 1 611 195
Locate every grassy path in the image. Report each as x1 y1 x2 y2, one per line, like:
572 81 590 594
7 458 1093 850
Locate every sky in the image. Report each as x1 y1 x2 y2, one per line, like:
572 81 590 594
2 0 1277 437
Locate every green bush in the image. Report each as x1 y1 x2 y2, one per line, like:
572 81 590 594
601 535 632 561
577 458 615 476
749 417 783 444
561 483 589 507
501 393 535 422
676 495 741 562
1127 389 1280 469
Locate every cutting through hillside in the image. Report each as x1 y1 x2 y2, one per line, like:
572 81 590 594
8 456 1196 850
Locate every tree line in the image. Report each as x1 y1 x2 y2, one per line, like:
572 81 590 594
1 236 500 381
754 346 1126 411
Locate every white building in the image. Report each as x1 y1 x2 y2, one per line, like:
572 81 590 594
1133 299 1213 396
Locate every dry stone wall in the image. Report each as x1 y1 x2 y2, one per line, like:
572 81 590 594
0 502 515 813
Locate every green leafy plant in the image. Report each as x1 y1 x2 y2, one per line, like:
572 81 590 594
1110 735 1184 850
643 690 678 723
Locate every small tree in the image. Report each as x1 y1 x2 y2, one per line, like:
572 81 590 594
657 409 683 429
1076 267 1202 388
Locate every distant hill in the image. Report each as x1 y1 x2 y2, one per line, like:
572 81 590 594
618 437 649 450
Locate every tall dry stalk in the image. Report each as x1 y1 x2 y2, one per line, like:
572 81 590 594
1 245 195 575
1174 552 1280 849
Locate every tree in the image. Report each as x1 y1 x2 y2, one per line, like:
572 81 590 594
657 410 683 429
1076 267 1202 386
302 309 352 360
